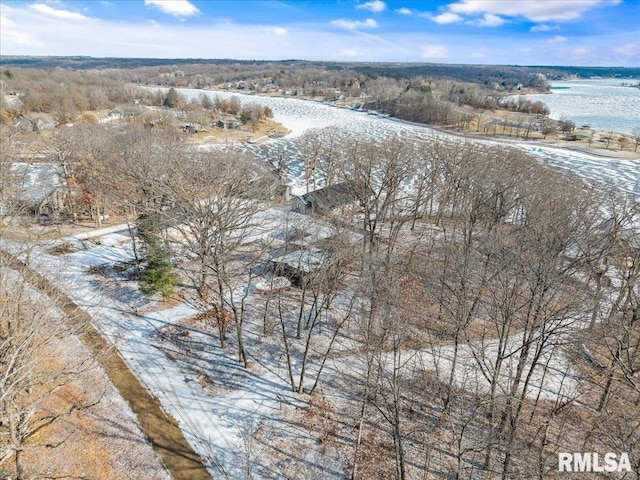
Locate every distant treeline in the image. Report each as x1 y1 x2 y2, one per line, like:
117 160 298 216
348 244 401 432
4 56 637 134
350 63 640 82
0 56 267 70
2 56 638 82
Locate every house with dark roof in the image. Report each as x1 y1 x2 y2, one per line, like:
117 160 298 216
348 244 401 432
216 118 243 129
292 183 361 215
269 248 328 287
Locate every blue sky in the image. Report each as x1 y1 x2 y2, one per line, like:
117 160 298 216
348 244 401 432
1 0 638 66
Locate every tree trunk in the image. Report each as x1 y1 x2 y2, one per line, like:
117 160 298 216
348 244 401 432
277 293 296 391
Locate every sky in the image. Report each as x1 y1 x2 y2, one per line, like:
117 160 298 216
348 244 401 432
1 0 639 66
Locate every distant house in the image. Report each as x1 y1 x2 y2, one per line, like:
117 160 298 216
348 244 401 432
13 117 55 132
102 107 141 124
216 119 242 129
563 134 589 142
181 123 207 134
269 248 328 287
107 109 123 119
14 117 35 132
292 183 361 215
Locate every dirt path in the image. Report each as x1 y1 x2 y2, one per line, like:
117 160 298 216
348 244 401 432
0 251 213 480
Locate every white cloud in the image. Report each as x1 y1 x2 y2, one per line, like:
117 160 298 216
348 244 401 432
422 44 447 59
331 18 378 30
267 27 288 36
395 7 413 15
476 13 504 26
448 0 616 22
0 1 636 66
356 1 386 13
614 42 639 57
145 0 199 17
2 27 43 46
530 24 557 32
1 8 44 46
1 14 13 27
430 12 463 24
30 3 91 21
549 35 567 43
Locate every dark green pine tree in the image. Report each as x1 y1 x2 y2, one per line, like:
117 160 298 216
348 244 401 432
137 214 176 298
163 87 180 108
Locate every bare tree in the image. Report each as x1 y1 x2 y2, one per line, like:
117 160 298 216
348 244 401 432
299 130 324 194
0 128 18 225
339 135 413 253
0 265 99 480
595 204 640 411
164 148 272 366
632 126 640 152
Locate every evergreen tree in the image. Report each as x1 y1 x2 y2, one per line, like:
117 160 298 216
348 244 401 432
137 214 176 298
163 87 180 108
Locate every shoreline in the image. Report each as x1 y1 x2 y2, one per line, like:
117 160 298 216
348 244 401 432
198 86 639 160
514 78 640 139
439 125 640 161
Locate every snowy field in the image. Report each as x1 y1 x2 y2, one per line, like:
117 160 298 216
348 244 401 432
0 266 172 480
2 216 342 478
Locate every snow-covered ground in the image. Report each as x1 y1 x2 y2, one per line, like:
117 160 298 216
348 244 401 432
0 266 172 480
4 91 637 477
1 198 587 478
2 215 339 478
10 89 638 203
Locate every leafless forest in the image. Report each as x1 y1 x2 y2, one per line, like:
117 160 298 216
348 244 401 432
1 65 639 479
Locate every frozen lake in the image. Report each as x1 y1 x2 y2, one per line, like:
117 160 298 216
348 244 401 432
523 78 640 135
9 89 639 205
176 88 639 197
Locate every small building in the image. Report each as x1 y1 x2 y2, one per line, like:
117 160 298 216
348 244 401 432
181 123 207 134
563 134 590 142
269 248 328 287
107 109 123 119
216 119 242 129
292 183 359 215
13 117 55 132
